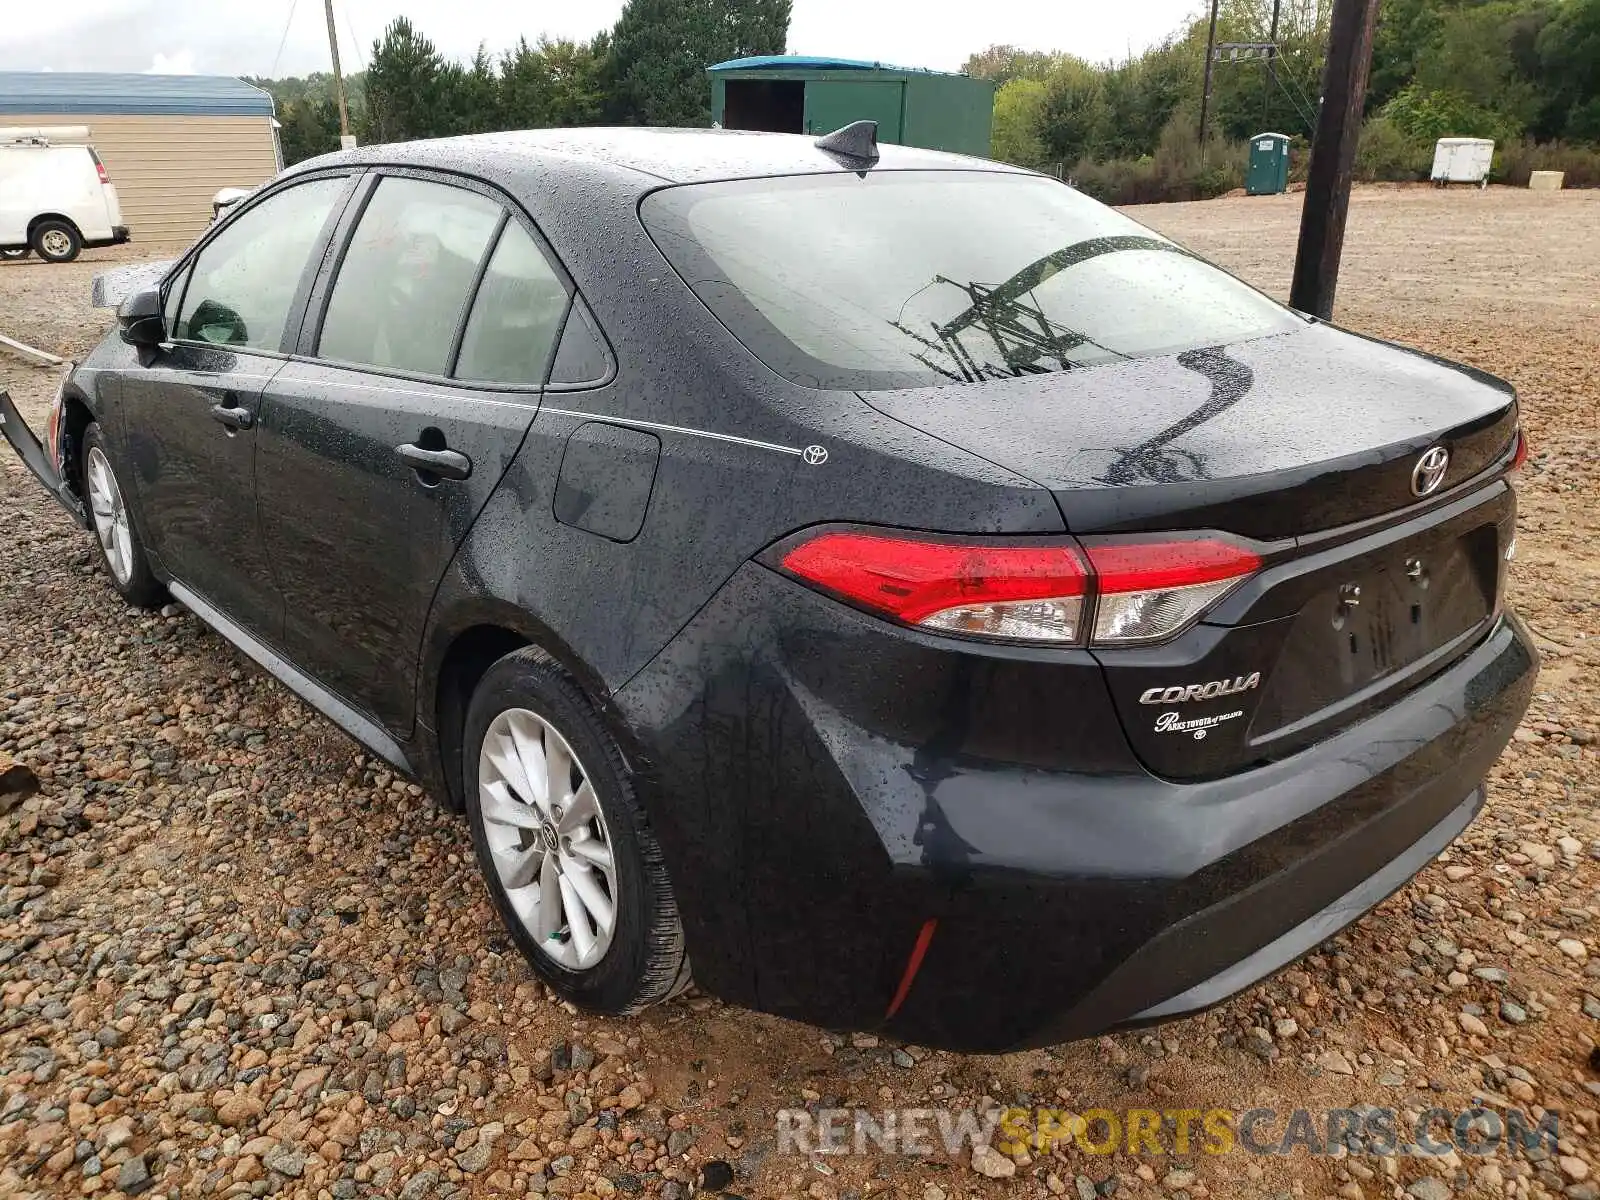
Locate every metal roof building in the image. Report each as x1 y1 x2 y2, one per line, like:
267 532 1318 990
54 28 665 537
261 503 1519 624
0 72 280 245
707 56 995 158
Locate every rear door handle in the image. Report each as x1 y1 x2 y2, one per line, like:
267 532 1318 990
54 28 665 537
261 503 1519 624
396 443 472 481
210 404 254 431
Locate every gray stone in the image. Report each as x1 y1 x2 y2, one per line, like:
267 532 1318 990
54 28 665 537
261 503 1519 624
398 1169 440 1200
1405 1179 1452 1200
116 1155 154 1195
454 1143 492 1173
263 1144 306 1178
1500 999 1528 1024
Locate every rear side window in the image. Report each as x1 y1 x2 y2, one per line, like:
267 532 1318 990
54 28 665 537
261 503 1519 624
318 177 502 376
175 177 346 352
641 171 1301 390
454 222 568 385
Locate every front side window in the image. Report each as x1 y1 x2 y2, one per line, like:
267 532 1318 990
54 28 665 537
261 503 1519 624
641 171 1303 390
455 221 569 385
317 177 502 376
175 177 347 352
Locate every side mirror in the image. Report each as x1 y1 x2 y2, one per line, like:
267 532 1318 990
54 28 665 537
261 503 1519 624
211 187 251 222
117 285 164 347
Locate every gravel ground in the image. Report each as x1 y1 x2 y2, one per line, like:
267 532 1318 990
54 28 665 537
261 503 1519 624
1 186 1597 1200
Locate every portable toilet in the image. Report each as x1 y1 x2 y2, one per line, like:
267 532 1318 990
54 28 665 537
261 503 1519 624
1246 132 1291 195
707 56 995 157
1430 137 1494 187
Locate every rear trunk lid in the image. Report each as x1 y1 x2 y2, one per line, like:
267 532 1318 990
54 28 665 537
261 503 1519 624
865 322 1521 780
861 321 1517 541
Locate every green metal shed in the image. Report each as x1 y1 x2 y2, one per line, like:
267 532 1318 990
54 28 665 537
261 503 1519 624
707 56 995 158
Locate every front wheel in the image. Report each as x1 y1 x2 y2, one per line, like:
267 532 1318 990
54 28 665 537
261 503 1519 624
82 424 165 608
464 647 690 1014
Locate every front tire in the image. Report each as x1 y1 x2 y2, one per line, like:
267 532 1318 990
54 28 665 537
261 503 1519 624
31 219 82 263
82 424 164 608
464 647 690 1014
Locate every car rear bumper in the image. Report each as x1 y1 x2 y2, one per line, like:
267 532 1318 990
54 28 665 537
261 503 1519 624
617 563 1537 1052
0 389 88 527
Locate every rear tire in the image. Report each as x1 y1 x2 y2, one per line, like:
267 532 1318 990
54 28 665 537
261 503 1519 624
1 247 28 261
31 219 82 263
81 423 165 608
463 647 690 1014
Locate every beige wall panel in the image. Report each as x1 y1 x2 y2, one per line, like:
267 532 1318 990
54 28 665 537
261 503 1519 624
6 112 279 247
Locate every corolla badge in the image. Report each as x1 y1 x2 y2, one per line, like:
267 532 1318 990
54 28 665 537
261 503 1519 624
1411 445 1450 497
1138 673 1261 705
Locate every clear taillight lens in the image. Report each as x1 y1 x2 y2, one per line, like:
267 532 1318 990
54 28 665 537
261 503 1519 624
1083 539 1262 645
778 530 1260 647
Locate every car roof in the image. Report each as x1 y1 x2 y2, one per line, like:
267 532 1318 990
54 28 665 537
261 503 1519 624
315 126 1031 189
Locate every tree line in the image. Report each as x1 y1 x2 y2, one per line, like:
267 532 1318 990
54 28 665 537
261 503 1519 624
257 0 1599 202
975 0 1600 201
255 0 791 166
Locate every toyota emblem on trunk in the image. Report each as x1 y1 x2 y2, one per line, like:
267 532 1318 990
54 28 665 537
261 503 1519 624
1411 446 1450 497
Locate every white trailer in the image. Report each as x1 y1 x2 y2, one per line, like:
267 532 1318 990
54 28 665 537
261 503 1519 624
1430 137 1494 187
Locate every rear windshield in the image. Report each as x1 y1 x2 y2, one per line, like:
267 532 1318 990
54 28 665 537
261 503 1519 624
641 171 1302 390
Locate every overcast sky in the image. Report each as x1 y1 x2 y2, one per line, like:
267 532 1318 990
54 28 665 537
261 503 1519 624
0 0 1202 79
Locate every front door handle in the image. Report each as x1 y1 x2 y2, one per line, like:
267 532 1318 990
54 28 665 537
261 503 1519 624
210 403 254 431
396 443 472 481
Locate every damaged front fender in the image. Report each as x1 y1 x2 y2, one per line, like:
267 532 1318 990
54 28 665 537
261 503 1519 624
0 388 89 528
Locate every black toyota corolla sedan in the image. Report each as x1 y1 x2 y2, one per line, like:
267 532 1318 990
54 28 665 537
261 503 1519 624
0 126 1536 1052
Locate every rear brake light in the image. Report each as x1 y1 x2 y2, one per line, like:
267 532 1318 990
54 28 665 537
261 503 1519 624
1083 539 1261 645
89 149 109 184
779 532 1089 643
778 530 1260 647
1509 428 1528 476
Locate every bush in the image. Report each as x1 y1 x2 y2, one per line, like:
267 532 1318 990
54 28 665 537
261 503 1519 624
1354 117 1434 182
1382 85 1524 143
1068 116 1246 205
1494 137 1600 186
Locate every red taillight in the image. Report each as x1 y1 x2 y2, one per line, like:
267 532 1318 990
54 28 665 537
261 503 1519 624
778 530 1260 647
1509 428 1529 475
89 149 110 184
780 532 1089 642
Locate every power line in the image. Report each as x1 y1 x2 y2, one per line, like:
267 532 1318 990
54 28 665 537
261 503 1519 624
341 0 368 71
269 0 301 79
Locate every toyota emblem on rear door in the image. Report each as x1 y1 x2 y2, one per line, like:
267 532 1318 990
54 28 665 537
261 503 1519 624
1411 446 1450 497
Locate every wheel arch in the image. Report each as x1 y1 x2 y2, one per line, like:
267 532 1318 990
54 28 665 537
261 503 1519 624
424 601 633 813
28 213 82 239
59 389 96 496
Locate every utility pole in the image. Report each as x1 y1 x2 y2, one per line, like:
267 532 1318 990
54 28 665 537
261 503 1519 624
1289 0 1382 318
324 0 355 149
1266 0 1282 126
1198 0 1220 160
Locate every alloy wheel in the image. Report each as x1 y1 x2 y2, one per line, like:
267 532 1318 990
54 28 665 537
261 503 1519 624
86 447 134 585
478 707 617 969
